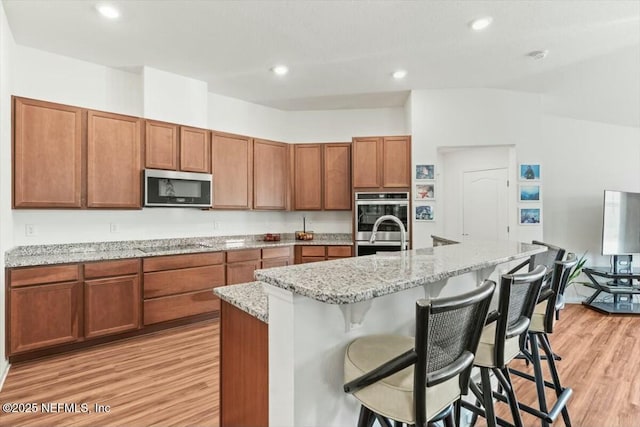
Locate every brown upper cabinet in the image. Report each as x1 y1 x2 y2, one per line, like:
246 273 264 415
180 126 210 173
293 144 323 210
13 97 143 209
145 121 178 171
323 143 352 210
293 143 351 211
352 136 411 190
145 121 210 173
212 132 253 209
253 139 289 210
13 97 84 208
87 110 143 208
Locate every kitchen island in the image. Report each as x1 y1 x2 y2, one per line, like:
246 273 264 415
219 240 544 427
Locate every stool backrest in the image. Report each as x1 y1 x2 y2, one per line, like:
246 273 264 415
495 265 547 367
530 240 566 282
544 254 578 333
414 280 495 425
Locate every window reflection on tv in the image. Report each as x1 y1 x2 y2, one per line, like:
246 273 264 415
602 190 640 255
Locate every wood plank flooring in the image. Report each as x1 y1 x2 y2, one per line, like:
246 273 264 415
0 321 219 427
0 305 637 427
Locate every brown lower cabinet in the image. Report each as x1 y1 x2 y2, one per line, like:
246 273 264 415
295 245 353 264
226 249 262 285
9 281 82 354
143 253 226 325
220 300 268 427
84 275 140 339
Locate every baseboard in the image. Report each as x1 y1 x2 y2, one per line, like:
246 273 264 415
0 361 10 392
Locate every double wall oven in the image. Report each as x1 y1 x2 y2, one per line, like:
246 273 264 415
355 192 410 256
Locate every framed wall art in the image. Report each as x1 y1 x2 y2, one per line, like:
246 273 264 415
415 204 435 222
519 164 541 181
415 164 434 180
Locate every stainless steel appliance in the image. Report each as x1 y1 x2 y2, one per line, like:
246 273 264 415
355 192 410 256
144 169 212 208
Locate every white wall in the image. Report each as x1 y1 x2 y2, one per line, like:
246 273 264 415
409 87 640 301
0 0 15 387
410 89 544 249
143 66 208 128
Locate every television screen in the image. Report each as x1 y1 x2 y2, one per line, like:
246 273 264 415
602 190 640 255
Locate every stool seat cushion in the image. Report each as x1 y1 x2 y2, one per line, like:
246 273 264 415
474 322 521 368
344 334 460 425
529 301 548 333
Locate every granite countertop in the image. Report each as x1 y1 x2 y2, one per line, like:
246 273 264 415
5 233 353 268
255 240 545 305
214 282 268 323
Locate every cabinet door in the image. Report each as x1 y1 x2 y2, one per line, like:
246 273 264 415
13 97 83 208
10 281 82 354
212 133 253 209
253 139 289 210
294 144 323 210
226 260 262 285
253 139 288 210
352 137 381 189
324 143 352 210
180 126 210 173
145 120 178 170
84 275 141 339
382 136 411 188
87 110 142 208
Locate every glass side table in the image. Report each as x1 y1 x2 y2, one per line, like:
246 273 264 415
582 267 640 314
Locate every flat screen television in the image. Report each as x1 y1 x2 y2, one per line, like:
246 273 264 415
602 190 640 256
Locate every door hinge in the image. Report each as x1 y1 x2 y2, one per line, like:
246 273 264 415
507 179 510 187
507 226 510 233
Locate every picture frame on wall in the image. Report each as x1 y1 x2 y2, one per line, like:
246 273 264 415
415 164 435 180
519 184 541 202
415 184 435 200
519 207 542 225
415 204 435 222
519 164 541 181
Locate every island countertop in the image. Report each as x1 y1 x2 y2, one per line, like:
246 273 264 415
254 240 545 304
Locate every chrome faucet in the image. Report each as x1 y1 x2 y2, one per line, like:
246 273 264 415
369 215 407 251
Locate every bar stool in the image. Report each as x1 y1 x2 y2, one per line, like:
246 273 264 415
461 266 547 427
509 240 566 286
343 280 496 427
509 255 577 427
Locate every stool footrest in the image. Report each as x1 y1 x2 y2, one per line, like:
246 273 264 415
460 400 515 427
496 387 572 423
509 367 557 389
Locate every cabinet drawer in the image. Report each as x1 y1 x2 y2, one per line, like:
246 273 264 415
327 246 352 257
144 265 225 299
300 246 326 257
262 246 291 259
10 264 79 288
143 252 224 272
144 290 220 325
262 258 291 269
227 249 261 263
301 256 325 264
84 259 140 279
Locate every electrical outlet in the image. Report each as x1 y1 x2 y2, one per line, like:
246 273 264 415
25 224 37 237
110 223 120 233
213 221 220 230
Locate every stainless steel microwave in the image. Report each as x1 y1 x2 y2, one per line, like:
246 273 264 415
144 169 212 208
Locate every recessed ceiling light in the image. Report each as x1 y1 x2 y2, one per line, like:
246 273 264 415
96 4 120 19
392 70 407 80
469 16 493 31
271 65 289 76
527 50 549 60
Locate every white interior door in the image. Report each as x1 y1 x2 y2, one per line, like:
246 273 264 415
462 168 509 241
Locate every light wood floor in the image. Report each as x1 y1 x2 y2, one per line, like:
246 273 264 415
0 321 219 427
0 305 638 427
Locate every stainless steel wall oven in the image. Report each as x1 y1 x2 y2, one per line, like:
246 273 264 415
355 192 410 256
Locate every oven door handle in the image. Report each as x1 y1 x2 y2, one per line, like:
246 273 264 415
355 201 409 206
356 241 406 246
